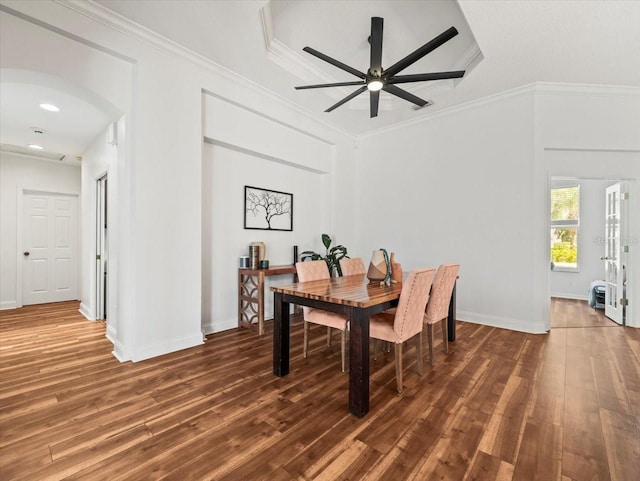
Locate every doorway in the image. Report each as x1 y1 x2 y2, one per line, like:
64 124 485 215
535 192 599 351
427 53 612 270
548 177 631 327
22 191 79 305
96 175 108 320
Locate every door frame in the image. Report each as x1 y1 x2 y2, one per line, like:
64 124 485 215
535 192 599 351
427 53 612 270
96 173 108 320
544 175 636 330
16 186 80 308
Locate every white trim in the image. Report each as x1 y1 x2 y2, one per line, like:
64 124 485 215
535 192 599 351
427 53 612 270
550 293 589 301
79 302 94 320
109 330 127 362
55 0 352 139
0 301 18 310
359 83 640 140
129 333 204 363
202 318 237 336
458 310 547 334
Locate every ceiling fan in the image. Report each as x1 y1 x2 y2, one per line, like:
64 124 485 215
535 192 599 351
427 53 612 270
295 17 465 118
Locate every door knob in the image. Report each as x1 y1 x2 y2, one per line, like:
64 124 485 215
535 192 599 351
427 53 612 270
23 251 30 257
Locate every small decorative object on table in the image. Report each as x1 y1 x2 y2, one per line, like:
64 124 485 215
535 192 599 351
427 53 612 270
390 252 403 283
367 248 392 286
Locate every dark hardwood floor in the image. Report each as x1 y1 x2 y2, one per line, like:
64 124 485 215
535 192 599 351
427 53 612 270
550 297 619 328
0 300 638 480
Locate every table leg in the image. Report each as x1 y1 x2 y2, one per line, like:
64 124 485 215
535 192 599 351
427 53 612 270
447 281 457 342
257 271 265 335
273 292 290 377
348 307 370 417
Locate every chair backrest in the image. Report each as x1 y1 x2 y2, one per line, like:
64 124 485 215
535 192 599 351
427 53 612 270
393 267 437 341
295 260 330 282
295 260 331 317
424 264 460 324
339 257 366 276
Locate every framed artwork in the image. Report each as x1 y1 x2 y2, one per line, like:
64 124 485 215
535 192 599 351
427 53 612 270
244 185 293 231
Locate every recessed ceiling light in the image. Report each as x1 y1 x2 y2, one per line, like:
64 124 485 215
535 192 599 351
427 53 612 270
28 144 45 150
39 103 60 112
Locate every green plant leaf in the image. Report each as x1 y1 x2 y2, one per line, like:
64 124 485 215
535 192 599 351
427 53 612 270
321 234 332 250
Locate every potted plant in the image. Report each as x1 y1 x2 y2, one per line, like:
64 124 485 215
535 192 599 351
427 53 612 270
300 234 348 277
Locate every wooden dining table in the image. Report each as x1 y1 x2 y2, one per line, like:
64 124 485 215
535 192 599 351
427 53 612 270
271 273 458 417
271 274 402 417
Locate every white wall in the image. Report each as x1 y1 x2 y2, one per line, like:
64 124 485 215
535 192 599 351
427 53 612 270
549 178 616 300
357 89 539 332
201 93 355 333
0 153 81 309
357 84 640 332
78 123 118 334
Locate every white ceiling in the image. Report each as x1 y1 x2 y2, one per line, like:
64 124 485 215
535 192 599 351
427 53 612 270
1 0 639 162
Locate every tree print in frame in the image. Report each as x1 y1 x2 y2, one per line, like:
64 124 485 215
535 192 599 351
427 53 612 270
244 186 293 231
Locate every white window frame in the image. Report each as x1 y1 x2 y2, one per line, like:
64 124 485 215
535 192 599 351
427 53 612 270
550 184 580 272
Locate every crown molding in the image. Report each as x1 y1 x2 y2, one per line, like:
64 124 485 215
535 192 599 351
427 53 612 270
52 0 353 139
358 82 640 139
535 82 640 97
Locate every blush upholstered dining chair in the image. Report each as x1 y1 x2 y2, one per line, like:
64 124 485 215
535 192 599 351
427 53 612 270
339 257 366 276
424 263 460 366
369 267 436 393
295 260 350 372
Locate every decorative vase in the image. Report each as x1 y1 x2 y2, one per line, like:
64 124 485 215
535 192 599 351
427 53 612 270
250 241 266 261
390 252 403 283
367 249 389 284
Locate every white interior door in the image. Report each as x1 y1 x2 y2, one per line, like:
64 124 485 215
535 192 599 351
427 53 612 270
604 183 623 324
23 193 79 305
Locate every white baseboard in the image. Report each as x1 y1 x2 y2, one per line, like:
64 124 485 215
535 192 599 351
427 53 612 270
129 331 204 362
202 317 238 335
457 310 547 334
79 303 94 320
550 293 588 301
0 300 17 310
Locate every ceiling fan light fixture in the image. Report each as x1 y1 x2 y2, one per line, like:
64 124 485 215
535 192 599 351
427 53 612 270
39 103 60 112
367 79 384 91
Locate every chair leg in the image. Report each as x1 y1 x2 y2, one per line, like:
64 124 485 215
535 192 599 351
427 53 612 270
374 339 378 361
427 323 435 366
327 327 332 347
340 329 347 372
416 332 423 375
441 318 448 354
394 343 403 394
303 321 309 359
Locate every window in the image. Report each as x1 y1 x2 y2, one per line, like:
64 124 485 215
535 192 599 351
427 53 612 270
550 185 580 271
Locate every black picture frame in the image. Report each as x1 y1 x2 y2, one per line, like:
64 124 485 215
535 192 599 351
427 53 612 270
244 185 293 231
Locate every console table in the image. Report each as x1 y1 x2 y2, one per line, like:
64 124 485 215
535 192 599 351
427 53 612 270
238 265 297 335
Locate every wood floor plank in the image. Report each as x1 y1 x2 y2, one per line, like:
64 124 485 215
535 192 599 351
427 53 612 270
463 450 514 481
478 375 532 463
512 420 563 481
599 408 640 481
0 299 637 481
562 387 610 481
408 405 490 480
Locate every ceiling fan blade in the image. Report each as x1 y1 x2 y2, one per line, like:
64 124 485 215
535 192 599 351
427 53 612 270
387 70 465 84
369 17 384 76
370 90 380 118
384 26 459 77
303 47 366 79
295 81 365 90
325 86 368 112
383 84 429 108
